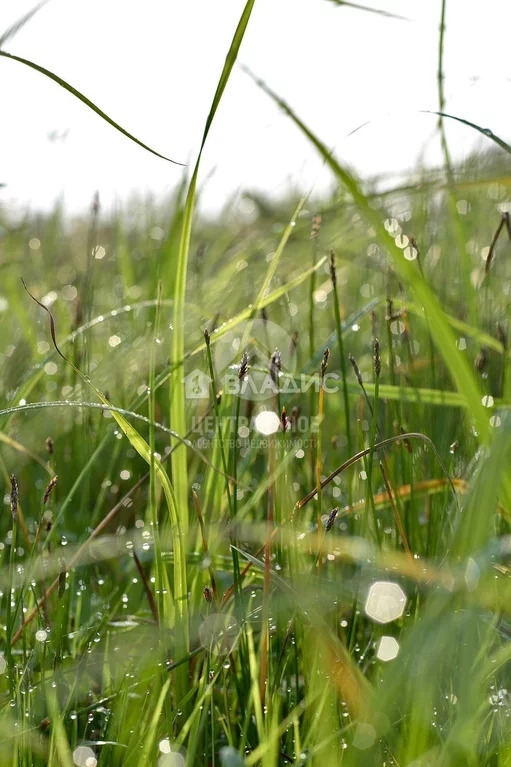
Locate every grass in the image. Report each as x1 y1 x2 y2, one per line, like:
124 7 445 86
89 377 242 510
1 3 511 766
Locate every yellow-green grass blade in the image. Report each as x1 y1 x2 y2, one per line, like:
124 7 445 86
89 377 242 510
423 110 511 155
170 0 256 534
137 680 170 767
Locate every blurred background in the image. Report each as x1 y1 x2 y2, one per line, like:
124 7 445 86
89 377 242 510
1 0 510 219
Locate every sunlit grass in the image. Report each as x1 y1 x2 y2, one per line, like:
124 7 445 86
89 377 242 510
1 2 511 766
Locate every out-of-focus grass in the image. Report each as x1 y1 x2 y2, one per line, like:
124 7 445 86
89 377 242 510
2 3 511 767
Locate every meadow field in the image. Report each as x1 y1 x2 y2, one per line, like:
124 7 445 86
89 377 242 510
1 2 511 765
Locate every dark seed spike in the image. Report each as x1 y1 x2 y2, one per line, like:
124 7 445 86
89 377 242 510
21 279 68 362
349 353 374 418
204 327 210 347
348 353 363 387
45 436 54 455
410 236 421 263
325 507 339 532
269 348 282 385
9 475 18 522
43 476 58 505
321 347 330 380
203 586 213 603
281 406 288 432
329 249 336 286
373 338 381 377
486 214 507 275
238 351 249 381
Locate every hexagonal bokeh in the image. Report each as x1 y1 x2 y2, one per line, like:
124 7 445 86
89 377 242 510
365 581 407 624
376 635 400 662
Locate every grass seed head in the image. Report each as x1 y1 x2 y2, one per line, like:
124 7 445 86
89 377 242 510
321 347 330 379
9 474 18 522
374 338 381 377
43 476 58 505
349 353 363 386
270 348 282 385
239 351 249 381
329 249 336 285
45 436 54 454
325 507 339 532
203 586 213 603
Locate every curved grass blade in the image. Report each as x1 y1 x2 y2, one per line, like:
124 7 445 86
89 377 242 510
297 432 457 509
138 680 170 767
422 110 511 155
0 50 184 165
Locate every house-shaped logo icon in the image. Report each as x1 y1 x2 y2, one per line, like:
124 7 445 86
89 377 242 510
182 369 213 399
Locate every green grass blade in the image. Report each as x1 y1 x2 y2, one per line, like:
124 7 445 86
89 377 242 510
423 110 511 154
0 50 183 164
170 0 256 533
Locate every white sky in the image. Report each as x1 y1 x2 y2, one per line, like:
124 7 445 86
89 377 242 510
0 0 509 218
